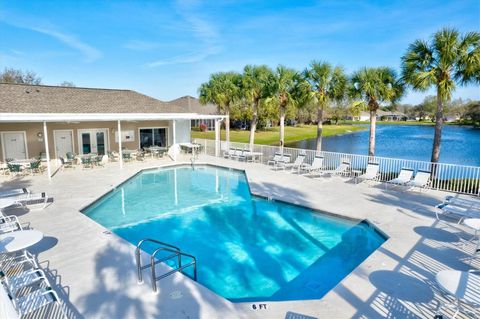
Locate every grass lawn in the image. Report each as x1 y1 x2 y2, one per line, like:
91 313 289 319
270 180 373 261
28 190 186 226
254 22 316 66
191 124 365 145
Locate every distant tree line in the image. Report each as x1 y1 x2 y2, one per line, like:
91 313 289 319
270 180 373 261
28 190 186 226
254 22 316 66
199 28 480 162
0 67 75 87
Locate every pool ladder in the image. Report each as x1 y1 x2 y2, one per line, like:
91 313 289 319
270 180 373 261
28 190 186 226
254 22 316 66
135 238 197 293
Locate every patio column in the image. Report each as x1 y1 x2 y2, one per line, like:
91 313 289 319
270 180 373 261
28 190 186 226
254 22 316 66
214 119 220 157
43 121 51 181
225 115 230 150
172 120 176 144
118 120 123 169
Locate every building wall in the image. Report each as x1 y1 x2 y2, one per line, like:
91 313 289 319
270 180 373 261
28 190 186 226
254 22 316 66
0 120 176 160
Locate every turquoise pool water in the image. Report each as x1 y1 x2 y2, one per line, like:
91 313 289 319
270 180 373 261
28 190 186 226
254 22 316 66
84 165 385 302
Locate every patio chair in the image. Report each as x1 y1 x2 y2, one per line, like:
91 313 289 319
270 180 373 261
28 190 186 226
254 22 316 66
284 154 306 172
443 195 480 210
81 156 93 169
29 159 42 175
92 155 105 167
435 202 480 223
0 188 30 199
135 151 145 161
3 268 48 297
435 269 480 318
356 163 380 185
122 152 132 162
59 157 74 169
7 163 23 176
267 152 283 166
223 148 235 159
385 168 414 188
405 170 431 191
322 160 351 177
0 215 22 234
273 154 291 171
107 151 118 162
232 149 243 160
238 151 254 163
300 155 324 174
0 250 39 277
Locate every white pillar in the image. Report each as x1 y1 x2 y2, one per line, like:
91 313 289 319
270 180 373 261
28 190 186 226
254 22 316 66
214 119 220 157
118 120 123 169
174 167 178 205
121 187 126 216
172 120 176 144
43 121 51 181
225 115 230 150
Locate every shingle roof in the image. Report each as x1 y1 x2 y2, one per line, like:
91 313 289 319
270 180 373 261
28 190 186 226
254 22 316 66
167 96 218 115
0 83 183 113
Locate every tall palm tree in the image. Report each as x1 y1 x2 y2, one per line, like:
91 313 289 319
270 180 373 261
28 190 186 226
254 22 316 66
350 67 404 157
199 72 241 148
241 65 273 150
401 28 480 163
304 61 347 151
269 66 300 148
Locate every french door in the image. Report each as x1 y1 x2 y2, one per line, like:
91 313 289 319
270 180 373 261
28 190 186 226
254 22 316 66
139 128 167 149
77 129 108 155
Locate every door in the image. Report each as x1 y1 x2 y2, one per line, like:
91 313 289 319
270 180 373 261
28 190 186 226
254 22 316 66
78 129 108 155
54 130 73 158
1 132 27 160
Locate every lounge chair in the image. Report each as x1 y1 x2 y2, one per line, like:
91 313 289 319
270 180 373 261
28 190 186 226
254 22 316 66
267 153 283 166
435 202 480 223
231 149 243 161
300 155 324 174
435 270 480 318
238 151 254 163
273 154 291 170
284 154 306 172
0 188 30 199
405 170 431 191
356 163 380 184
385 168 414 188
223 148 235 159
444 195 480 210
0 192 48 210
323 160 351 177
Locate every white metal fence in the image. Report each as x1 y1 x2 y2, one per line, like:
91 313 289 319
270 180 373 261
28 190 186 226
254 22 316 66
193 138 480 196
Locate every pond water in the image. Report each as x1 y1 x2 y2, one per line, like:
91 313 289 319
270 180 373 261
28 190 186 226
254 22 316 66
286 125 480 166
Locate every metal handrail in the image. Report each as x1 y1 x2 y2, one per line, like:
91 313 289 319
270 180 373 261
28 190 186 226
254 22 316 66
135 238 180 283
150 246 197 292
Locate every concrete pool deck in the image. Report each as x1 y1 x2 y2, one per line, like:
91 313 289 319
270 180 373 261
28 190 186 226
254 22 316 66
1 154 478 318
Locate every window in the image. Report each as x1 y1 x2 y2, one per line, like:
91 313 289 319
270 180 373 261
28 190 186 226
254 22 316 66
139 128 167 149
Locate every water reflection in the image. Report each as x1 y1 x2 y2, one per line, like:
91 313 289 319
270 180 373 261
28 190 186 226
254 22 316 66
287 125 480 166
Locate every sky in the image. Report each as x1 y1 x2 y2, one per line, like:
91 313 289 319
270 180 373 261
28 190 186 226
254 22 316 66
0 0 479 104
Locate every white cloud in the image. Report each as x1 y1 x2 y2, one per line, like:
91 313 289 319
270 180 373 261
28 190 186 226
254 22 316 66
146 0 222 67
0 16 101 62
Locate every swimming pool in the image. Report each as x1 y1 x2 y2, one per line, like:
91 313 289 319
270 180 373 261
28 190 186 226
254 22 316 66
83 165 386 302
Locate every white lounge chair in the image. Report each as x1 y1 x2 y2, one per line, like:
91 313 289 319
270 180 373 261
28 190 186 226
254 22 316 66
435 270 480 318
435 202 480 223
3 268 48 297
0 188 30 199
300 156 324 174
444 195 480 210
356 163 380 184
223 148 235 159
405 170 431 191
274 154 291 170
284 154 306 172
267 153 283 166
0 192 48 210
385 168 414 188
323 160 351 177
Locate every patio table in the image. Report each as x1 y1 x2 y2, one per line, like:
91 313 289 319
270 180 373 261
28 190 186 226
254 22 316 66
436 270 480 314
9 159 33 167
179 143 201 154
0 230 43 254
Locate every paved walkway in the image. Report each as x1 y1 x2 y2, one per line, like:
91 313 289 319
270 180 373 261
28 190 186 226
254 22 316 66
1 155 478 318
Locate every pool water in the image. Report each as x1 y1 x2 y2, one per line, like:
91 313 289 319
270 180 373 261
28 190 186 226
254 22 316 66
84 165 385 302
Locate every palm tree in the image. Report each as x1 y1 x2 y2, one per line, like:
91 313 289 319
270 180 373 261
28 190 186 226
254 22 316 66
241 65 273 150
199 72 241 148
401 28 480 163
350 67 404 157
304 61 347 151
268 66 300 148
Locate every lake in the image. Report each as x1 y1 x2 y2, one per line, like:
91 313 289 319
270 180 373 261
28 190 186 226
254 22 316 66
286 125 480 167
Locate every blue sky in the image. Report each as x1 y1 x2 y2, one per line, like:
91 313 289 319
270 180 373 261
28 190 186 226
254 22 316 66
0 0 478 104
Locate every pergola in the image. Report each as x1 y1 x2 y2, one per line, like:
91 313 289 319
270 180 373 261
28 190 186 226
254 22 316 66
0 112 227 180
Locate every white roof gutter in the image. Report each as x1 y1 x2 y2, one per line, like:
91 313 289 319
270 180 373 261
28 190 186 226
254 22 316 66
0 113 226 123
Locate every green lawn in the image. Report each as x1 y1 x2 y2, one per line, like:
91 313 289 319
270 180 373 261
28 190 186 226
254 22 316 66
191 124 365 145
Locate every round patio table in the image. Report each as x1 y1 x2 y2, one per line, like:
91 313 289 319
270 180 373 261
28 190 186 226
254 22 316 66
0 230 43 254
436 270 480 317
